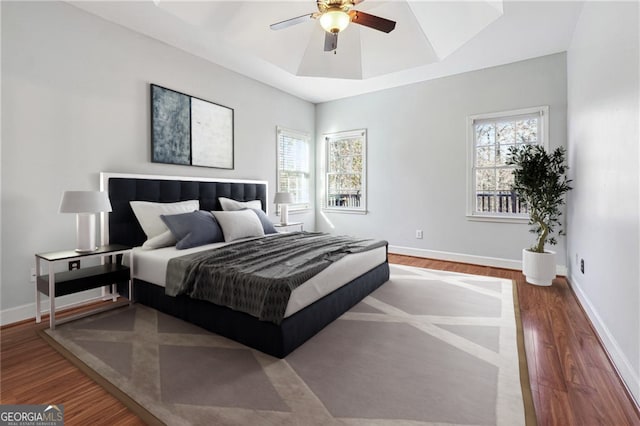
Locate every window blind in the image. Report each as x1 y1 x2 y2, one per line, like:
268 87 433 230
277 128 310 209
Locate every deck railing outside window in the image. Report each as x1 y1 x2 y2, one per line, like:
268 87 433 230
475 191 528 214
327 192 361 208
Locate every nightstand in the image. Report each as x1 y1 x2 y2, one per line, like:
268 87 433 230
273 222 304 233
35 244 132 329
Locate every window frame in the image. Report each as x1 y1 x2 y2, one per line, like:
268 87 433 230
276 126 312 213
466 106 549 223
323 129 367 214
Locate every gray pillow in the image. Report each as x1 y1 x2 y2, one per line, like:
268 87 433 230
248 208 278 234
160 210 224 249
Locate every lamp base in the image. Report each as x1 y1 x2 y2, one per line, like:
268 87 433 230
76 213 97 252
280 204 289 226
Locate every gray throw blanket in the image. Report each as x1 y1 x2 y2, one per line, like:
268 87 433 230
165 232 388 324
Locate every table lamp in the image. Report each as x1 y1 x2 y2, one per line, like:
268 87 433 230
59 191 112 252
273 192 294 225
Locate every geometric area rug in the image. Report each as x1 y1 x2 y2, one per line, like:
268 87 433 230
41 264 535 425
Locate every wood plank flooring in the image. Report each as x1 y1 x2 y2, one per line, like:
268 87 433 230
0 303 146 426
1 255 638 425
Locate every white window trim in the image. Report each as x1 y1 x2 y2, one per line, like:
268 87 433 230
466 106 549 223
323 129 367 214
276 126 312 214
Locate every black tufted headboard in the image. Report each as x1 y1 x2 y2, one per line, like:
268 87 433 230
100 173 268 247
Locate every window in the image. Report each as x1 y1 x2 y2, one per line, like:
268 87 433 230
324 129 367 213
277 127 311 211
467 106 549 221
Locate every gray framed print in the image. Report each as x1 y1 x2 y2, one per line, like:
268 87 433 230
151 84 234 169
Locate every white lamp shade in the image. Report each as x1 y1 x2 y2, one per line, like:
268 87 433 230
59 191 112 213
273 192 294 205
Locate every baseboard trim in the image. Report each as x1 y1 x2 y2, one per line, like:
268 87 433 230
0 293 103 326
568 274 640 405
388 245 568 276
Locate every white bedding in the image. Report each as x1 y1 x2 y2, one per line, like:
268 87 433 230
131 237 387 318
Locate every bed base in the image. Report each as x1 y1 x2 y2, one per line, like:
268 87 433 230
130 261 389 358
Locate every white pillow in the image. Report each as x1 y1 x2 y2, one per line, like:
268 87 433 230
211 210 265 242
130 200 199 241
141 230 176 250
218 197 262 211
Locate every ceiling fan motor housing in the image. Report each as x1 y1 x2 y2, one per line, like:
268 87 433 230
316 0 354 14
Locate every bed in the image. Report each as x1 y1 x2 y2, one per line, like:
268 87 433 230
100 172 390 358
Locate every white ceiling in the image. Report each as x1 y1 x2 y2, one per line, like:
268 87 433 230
69 1 584 103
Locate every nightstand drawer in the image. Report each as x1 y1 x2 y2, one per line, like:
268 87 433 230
37 264 130 297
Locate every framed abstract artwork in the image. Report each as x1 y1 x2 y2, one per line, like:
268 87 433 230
151 84 234 169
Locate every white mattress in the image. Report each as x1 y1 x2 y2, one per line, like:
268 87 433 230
131 238 387 318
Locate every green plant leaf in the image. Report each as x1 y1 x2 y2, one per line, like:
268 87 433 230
507 145 572 252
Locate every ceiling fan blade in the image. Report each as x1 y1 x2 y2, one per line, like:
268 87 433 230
324 32 338 52
270 13 314 31
348 10 396 33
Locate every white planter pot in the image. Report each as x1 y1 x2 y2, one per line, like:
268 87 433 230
522 249 556 286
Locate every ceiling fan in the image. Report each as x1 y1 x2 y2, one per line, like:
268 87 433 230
270 0 396 52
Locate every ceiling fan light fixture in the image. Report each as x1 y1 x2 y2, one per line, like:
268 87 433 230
319 9 350 33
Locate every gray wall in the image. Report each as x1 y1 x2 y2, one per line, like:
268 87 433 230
315 53 568 268
567 1 639 401
1 1 315 318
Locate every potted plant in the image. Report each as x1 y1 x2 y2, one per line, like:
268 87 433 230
506 144 572 286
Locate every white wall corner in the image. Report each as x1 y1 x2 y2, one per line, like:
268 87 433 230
388 245 568 276
569 273 640 404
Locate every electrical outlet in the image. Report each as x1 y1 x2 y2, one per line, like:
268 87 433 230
580 259 585 274
69 260 80 271
30 267 37 283
415 230 423 239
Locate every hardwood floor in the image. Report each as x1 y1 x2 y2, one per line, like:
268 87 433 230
0 303 146 426
1 255 639 425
